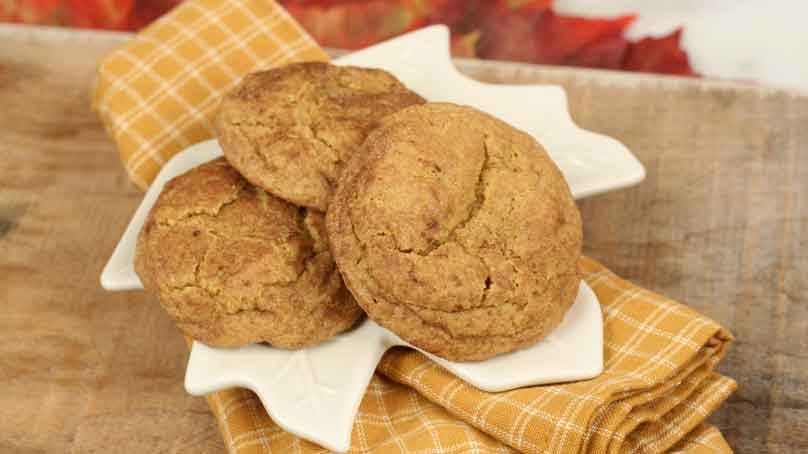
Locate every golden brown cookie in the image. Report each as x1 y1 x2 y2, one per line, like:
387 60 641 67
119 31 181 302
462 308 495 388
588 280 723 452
327 103 582 361
216 61 425 211
135 158 363 348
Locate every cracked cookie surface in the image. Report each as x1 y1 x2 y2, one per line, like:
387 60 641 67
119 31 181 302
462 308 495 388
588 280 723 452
135 158 363 348
216 62 425 211
327 103 582 361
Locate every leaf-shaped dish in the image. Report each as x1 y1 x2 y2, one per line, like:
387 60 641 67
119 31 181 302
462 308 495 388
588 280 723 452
101 25 644 452
185 278 601 452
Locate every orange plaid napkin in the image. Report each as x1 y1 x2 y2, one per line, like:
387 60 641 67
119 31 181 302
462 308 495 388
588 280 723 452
92 1 737 452
92 0 327 189
203 258 735 454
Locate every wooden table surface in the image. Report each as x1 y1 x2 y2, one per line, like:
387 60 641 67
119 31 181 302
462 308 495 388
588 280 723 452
1 26 805 454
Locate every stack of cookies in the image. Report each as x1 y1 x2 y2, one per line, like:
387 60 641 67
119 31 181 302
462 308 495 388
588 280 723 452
135 62 583 362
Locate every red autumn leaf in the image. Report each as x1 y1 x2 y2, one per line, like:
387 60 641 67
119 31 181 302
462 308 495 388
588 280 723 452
623 28 696 76
422 0 491 34
65 0 133 29
475 3 544 63
569 35 629 70
0 0 683 76
1 0 698 76
247 0 702 76
424 0 554 35
477 5 635 68
534 11 635 65
283 0 422 49
122 0 182 30
282 0 373 7
0 0 180 30
478 7 693 74
2 0 63 23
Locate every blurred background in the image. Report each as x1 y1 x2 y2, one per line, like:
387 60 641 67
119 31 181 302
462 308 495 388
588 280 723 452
2 0 806 90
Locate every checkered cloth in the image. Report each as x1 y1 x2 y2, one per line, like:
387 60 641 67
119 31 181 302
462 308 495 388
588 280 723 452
92 1 737 452
92 0 327 189
203 258 735 454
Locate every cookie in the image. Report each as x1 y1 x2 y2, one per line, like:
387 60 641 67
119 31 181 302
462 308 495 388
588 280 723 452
216 61 425 211
327 103 582 361
134 158 363 348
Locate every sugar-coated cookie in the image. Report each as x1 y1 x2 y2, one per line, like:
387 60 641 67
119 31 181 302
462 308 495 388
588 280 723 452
216 62 424 211
327 103 582 361
135 158 363 348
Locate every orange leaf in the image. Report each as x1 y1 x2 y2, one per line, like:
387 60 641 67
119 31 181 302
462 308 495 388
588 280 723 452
450 30 480 58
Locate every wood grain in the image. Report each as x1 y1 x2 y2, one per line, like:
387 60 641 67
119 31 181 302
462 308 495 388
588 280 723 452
1 26 806 453
0 28 223 454
467 61 808 453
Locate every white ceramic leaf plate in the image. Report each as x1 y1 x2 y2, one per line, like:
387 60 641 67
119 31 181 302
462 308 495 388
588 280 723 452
101 25 644 452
